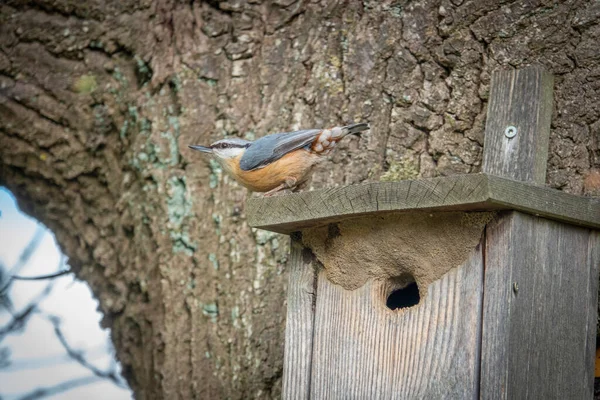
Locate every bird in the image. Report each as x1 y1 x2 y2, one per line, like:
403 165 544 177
188 123 369 196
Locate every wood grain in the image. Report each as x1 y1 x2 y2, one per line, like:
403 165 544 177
481 212 599 399
246 174 600 233
273 66 600 399
282 238 318 400
482 66 554 183
247 173 489 232
486 174 600 229
308 246 484 399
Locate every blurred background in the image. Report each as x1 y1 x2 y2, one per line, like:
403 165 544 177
0 0 598 398
0 187 132 399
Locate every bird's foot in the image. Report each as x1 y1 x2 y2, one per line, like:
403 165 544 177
263 177 297 197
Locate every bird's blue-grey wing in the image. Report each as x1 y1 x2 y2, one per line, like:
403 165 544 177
240 129 322 171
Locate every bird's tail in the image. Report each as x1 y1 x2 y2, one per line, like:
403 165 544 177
311 122 370 154
343 123 370 135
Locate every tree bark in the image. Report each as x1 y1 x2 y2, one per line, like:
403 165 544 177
1 0 598 398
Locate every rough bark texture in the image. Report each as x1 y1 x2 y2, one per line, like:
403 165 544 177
0 0 599 398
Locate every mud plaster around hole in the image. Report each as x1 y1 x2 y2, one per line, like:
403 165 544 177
301 211 495 296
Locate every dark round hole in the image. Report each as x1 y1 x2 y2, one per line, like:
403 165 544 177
386 281 420 310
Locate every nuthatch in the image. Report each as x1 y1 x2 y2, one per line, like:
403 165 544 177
189 123 369 196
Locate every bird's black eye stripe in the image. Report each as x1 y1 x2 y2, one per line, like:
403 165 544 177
212 142 249 149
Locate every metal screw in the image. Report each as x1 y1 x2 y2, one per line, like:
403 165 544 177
513 282 519 293
505 125 518 139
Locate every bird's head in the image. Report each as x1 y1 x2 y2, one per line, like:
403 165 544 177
189 138 251 161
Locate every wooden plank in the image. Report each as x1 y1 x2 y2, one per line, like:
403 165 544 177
309 245 484 399
482 66 554 183
485 174 600 230
282 237 318 400
480 212 599 399
246 174 600 233
247 174 490 233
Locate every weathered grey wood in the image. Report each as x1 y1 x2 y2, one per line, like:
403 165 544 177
248 174 489 233
309 246 484 399
481 212 599 399
482 66 554 183
246 174 600 233
270 66 599 399
486 174 600 228
282 238 318 400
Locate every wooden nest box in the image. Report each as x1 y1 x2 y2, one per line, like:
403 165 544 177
247 66 600 399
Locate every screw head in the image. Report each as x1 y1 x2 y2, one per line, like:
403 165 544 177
505 125 518 139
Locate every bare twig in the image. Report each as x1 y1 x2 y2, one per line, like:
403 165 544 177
0 221 129 397
0 263 14 313
0 346 10 368
0 304 37 338
0 344 109 371
16 375 102 400
0 281 53 341
11 270 71 280
6 226 46 276
0 227 48 295
47 315 128 389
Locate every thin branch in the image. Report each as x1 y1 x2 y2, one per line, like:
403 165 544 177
0 265 14 313
47 315 128 389
12 270 71 280
7 226 46 275
0 344 109 371
0 227 48 295
0 304 37 338
0 346 10 368
0 281 54 341
16 375 102 400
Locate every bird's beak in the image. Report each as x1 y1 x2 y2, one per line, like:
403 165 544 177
188 145 212 153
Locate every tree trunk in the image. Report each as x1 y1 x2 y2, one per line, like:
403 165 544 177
0 0 598 398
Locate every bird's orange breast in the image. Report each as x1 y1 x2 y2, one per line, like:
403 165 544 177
223 150 321 192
